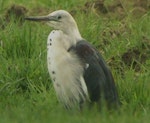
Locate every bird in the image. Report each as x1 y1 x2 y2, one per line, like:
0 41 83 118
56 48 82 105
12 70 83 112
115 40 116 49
25 10 120 109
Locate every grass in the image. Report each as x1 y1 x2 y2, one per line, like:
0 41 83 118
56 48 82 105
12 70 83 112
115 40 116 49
0 0 150 122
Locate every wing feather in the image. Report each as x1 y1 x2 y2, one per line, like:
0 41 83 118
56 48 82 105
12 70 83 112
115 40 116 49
69 40 120 107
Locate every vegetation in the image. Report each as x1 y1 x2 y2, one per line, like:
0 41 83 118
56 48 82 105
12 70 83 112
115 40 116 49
0 0 150 122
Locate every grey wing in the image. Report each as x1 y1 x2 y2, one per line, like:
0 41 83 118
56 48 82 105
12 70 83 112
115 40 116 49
70 40 120 107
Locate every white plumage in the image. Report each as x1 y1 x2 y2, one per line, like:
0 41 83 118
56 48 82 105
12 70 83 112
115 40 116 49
47 29 88 108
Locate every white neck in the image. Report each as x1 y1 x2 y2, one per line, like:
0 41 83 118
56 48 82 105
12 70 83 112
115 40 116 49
64 23 82 42
69 28 82 41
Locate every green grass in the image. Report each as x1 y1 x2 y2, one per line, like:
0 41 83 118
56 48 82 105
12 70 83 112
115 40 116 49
0 0 150 122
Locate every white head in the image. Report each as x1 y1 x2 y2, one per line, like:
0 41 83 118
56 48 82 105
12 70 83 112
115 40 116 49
25 10 82 40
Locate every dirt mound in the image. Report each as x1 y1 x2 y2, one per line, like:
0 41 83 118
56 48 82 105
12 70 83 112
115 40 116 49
0 5 28 29
5 4 28 22
81 0 150 19
108 37 150 73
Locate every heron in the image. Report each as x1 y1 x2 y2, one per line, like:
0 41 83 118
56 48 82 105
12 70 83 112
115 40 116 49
25 10 120 109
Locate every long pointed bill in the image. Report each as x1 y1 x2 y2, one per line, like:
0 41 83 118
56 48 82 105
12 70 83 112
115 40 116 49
25 15 57 22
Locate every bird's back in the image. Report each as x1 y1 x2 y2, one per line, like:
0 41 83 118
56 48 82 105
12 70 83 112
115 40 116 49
69 40 120 108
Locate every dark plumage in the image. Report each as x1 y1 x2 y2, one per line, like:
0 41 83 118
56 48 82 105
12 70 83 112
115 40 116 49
69 40 120 108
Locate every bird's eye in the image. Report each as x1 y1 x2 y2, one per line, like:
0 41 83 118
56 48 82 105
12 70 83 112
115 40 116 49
57 15 62 19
